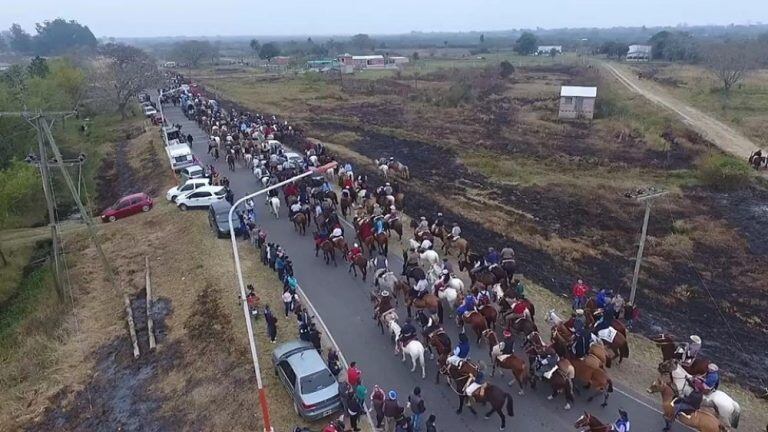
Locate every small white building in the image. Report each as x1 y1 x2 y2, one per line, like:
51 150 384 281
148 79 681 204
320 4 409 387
537 45 563 55
626 45 652 61
559 86 597 120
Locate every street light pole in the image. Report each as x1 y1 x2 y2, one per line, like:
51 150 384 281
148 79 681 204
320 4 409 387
228 162 337 432
628 190 668 305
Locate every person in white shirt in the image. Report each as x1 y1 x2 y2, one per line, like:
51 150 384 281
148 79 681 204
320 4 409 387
450 223 461 240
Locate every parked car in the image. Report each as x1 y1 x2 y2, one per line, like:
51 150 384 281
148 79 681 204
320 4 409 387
272 341 341 421
166 177 210 202
101 193 153 222
208 200 243 238
175 185 226 210
143 105 158 117
180 164 205 182
284 152 305 169
165 142 194 171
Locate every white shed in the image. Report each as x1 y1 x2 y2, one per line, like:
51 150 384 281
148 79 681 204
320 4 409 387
559 86 597 119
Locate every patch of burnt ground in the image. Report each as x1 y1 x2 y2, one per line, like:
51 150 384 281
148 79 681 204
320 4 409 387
26 298 173 432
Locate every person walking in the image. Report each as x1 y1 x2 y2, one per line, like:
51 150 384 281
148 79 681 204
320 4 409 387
383 390 404 432
354 381 367 407
347 361 362 387
264 305 278 343
371 384 386 429
346 391 363 432
328 348 342 377
425 414 436 432
407 386 426 432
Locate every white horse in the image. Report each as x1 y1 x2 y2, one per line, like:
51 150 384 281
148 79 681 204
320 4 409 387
309 154 319 167
419 249 440 270
379 163 389 178
268 196 281 219
668 362 741 430
244 152 253 168
389 320 426 379
435 278 464 309
260 175 271 188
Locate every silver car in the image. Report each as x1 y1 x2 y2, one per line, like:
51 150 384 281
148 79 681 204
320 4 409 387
272 340 341 420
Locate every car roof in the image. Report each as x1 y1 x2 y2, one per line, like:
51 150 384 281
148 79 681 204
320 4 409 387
286 347 327 376
184 164 204 171
193 185 224 193
210 200 232 213
285 152 301 158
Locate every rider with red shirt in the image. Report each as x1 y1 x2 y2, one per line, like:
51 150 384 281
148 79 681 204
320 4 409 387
348 243 363 261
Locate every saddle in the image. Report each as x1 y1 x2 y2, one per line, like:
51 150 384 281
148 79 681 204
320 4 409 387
463 310 480 319
596 327 618 343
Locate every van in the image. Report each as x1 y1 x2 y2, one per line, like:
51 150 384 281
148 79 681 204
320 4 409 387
166 143 194 171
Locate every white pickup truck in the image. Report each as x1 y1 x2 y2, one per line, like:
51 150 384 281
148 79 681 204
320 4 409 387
166 142 195 171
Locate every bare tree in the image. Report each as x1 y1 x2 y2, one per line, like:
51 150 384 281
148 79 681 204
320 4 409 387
703 42 757 95
170 40 216 68
94 43 160 119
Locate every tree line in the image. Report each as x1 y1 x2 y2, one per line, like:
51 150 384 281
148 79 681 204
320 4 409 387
2 19 98 56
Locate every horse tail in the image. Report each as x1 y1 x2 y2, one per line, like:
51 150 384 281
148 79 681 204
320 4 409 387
505 391 515 416
619 341 629 360
437 300 444 321
730 400 741 429
607 378 614 393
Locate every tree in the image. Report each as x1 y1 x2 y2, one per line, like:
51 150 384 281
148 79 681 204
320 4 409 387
9 24 33 54
479 34 485 45
170 40 217 68
649 31 699 61
28 56 49 78
703 42 757 95
499 60 515 78
412 51 420 61
2 64 27 103
249 39 261 56
96 43 160 119
514 32 538 55
258 43 280 62
33 19 97 55
0 36 7 53
599 41 629 58
350 34 374 51
0 162 44 265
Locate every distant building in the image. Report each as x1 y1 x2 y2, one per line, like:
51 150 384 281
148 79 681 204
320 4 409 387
272 56 292 65
559 86 597 120
626 45 652 61
537 45 563 55
337 53 406 70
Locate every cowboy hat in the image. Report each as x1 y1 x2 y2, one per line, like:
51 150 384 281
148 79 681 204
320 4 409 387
380 290 390 297
503 329 512 338
708 363 719 372
575 309 584 315
690 335 702 344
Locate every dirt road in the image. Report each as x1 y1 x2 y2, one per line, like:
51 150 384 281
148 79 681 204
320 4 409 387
601 61 759 159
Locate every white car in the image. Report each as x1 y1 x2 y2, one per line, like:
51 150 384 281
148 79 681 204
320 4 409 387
284 152 305 168
180 164 205 182
143 105 158 117
176 185 226 210
166 178 210 202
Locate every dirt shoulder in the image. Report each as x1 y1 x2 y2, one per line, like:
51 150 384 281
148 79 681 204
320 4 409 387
601 61 760 160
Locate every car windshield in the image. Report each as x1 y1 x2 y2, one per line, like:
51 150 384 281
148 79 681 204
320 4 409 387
215 213 233 223
299 369 335 394
213 189 226 197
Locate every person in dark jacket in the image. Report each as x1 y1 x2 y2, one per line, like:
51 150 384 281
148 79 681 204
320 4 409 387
264 305 278 343
346 393 363 432
673 387 703 419
384 390 404 432
425 414 437 432
408 386 426 432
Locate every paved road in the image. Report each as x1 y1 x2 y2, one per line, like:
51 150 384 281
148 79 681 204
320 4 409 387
602 61 760 161
162 100 681 432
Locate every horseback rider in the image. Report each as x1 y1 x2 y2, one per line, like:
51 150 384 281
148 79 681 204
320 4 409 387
431 212 444 233
330 226 344 243
383 182 393 196
512 279 525 299
289 201 302 220
374 291 393 320
500 246 515 262
413 278 429 299
676 335 702 366
348 243 363 261
592 302 615 336
501 329 515 355
373 214 386 235
456 292 477 318
534 346 560 379
612 409 630 432
398 319 417 346
570 309 586 334
572 327 591 359
434 269 451 293
403 247 420 276
447 333 470 366
476 286 491 307
595 287 612 309
373 251 390 287
384 205 399 223
465 362 488 400
506 297 529 322
697 363 720 394
485 247 500 267
321 180 332 193
420 238 433 252
449 222 461 241
415 217 429 234
672 381 704 420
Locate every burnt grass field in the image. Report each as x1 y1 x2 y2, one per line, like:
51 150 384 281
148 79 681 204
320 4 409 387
192 64 768 387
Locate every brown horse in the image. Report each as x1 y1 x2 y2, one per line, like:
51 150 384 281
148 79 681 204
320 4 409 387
650 334 711 376
574 412 610 432
483 329 529 395
405 291 441 319
647 377 726 432
552 339 614 407
442 360 515 430
317 239 337 266
340 195 352 218
509 316 538 339
388 219 403 239
370 291 397 335
523 332 575 410
375 231 389 255
292 213 307 235
349 253 367 281
478 304 498 329
584 298 628 337
332 237 349 260
458 310 488 345
551 324 610 369
443 234 470 261
394 192 404 209
421 325 452 383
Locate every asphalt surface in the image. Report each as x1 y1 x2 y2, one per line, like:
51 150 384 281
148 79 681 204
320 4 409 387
161 99 681 432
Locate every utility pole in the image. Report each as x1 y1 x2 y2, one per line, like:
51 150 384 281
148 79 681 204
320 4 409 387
36 116 64 299
629 189 669 305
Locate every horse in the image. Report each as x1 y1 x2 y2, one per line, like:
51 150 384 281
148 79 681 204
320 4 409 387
375 231 389 255
292 212 307 235
443 234 470 261
442 361 515 430
388 160 410 180
483 329 529 395
574 412 611 432
387 218 403 240
647 377 726 432
404 266 427 286
317 239 336 266
551 337 614 407
379 163 389 178
370 292 397 334
405 289 441 320
331 237 349 260
349 253 368 281
658 360 741 430
340 194 352 218
268 196 281 219
550 324 610 370
523 332 575 410
419 249 440 270
389 322 427 379
458 309 488 345
226 153 235 171
435 278 463 315
479 304 498 330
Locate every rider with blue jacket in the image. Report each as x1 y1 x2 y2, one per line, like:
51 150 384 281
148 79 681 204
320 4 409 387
456 293 477 316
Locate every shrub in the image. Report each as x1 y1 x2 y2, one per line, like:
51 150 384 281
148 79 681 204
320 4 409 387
697 154 752 190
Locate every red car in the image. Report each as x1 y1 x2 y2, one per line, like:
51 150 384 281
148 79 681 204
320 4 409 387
101 193 153 222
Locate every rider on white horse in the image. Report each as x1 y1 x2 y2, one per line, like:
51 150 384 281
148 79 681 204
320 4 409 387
384 205 399 223
415 217 429 234
372 251 389 287
675 335 702 366
449 223 461 241
383 182 393 196
289 202 302 220
414 278 429 299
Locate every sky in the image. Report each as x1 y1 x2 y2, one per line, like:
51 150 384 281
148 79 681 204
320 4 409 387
3 0 767 38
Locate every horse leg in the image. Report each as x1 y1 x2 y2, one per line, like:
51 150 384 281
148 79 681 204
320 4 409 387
456 395 465 415
349 262 356 276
